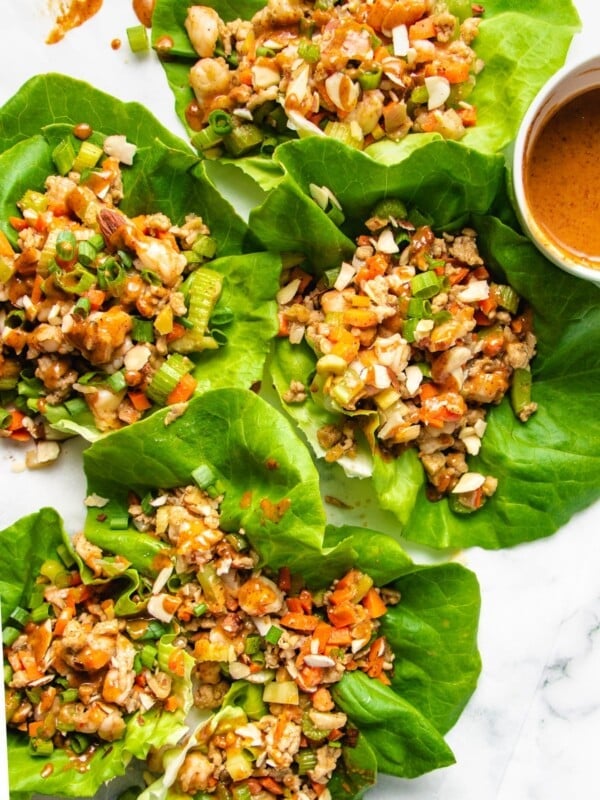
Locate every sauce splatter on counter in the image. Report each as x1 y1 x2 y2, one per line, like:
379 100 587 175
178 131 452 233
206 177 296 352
47 0 103 44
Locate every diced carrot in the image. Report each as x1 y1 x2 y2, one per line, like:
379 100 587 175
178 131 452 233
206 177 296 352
328 627 353 646
40 686 57 713
478 296 497 317
342 307 379 328
327 601 360 628
261 777 285 796
418 110 442 133
166 373 197 405
166 321 188 343
238 68 254 86
6 409 26 432
365 636 386 678
0 229 15 257
438 59 471 85
329 329 360 363
28 721 43 738
30 274 44 305
419 382 439 402
311 780 328 797
447 267 470 286
362 587 388 619
409 16 436 40
472 266 490 280
84 288 107 310
164 694 181 712
128 391 153 413
9 216 28 232
279 612 321 632
357 252 387 282
312 622 333 652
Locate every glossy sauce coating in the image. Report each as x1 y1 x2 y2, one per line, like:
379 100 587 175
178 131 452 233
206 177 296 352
524 87 600 265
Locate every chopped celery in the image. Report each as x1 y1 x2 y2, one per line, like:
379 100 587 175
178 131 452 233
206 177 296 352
170 268 223 354
146 353 194 405
222 123 264 157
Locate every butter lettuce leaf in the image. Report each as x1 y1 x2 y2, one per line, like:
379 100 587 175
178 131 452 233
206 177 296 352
150 0 579 186
0 511 190 799
251 136 600 549
0 74 280 441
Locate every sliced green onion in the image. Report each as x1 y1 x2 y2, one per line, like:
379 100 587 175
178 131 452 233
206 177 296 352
64 397 88 417
69 733 90 755
88 233 105 251
132 317 155 343
52 137 76 175
72 141 103 173
225 531 248 551
77 239 98 267
510 367 533 418
210 328 228 346
256 45 276 57
402 317 420 343
265 625 283 645
30 603 51 623
411 270 442 298
109 512 130 530
298 40 320 62
9 606 30 627
407 297 432 318
191 126 223 153
222 123 264 157
140 643 158 669
208 109 234 135
106 370 127 393
410 85 429 105
57 542 76 568
55 231 78 265
232 784 252 800
192 463 217 490
73 296 91 317
193 602 208 617
358 66 382 90
40 559 72 587
60 688 79 704
245 635 262 655
55 265 96 295
2 626 20 646
192 234 217 260
326 204 345 227
29 738 54 757
127 24 149 52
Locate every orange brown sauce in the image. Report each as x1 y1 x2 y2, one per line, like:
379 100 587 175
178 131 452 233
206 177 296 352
524 87 600 266
46 0 103 44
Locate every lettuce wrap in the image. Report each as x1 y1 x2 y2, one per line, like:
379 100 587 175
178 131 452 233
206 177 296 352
0 507 194 799
0 74 280 442
149 0 579 184
247 136 600 549
68 387 482 797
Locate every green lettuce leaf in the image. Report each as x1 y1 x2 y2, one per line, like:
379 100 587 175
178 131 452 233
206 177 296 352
0 511 190 799
0 74 280 440
149 0 579 186
250 136 600 549
80 387 481 792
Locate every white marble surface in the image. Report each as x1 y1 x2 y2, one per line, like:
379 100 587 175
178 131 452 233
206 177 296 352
1 2 599 798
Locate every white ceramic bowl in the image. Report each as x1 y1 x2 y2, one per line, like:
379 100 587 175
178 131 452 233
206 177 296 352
512 54 600 285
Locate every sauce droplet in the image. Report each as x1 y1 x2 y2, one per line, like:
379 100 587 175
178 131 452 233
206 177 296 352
73 122 93 140
155 35 174 57
132 0 155 28
111 38 122 50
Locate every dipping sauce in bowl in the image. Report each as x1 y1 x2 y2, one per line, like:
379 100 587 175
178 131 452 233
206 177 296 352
513 55 600 283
